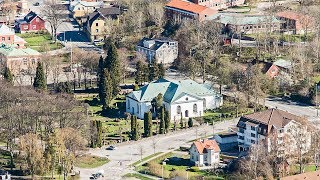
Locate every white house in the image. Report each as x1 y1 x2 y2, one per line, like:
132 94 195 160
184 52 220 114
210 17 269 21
237 108 311 156
189 139 221 166
126 78 223 121
136 37 178 64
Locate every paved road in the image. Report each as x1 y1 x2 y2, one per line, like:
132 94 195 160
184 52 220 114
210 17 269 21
265 96 320 122
75 119 238 180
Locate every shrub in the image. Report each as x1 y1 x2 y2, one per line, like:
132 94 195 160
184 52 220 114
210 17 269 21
169 170 188 179
190 166 199 172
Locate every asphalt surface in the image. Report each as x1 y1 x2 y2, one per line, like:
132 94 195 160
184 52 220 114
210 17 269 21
74 119 239 179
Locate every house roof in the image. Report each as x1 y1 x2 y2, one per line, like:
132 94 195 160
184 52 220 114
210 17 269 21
127 78 220 103
281 170 320 180
23 11 39 23
70 1 104 11
166 0 207 14
87 7 120 27
136 37 176 51
0 44 40 57
273 59 292 69
213 14 282 25
193 139 220 154
238 108 306 134
216 131 237 138
0 24 14 35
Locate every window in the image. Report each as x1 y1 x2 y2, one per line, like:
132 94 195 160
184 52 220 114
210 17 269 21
193 104 197 113
31 59 35 65
185 97 188 101
279 129 284 133
177 106 181 115
137 104 139 113
251 140 255 144
32 25 36 29
8 37 10 41
251 133 255 138
24 25 28 30
95 29 99 32
78 8 80 10
251 126 256 131
23 58 27 65
96 23 98 26
238 135 244 140
1 37 4 41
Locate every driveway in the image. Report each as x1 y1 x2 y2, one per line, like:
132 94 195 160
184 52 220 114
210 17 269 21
74 119 238 179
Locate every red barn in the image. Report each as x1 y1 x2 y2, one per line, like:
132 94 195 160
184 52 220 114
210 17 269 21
15 11 46 33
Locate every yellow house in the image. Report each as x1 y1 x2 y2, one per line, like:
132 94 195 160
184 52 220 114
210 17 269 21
69 1 105 19
84 7 120 42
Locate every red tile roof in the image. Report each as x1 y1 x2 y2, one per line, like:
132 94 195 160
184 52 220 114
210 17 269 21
276 11 314 30
193 139 220 154
166 0 208 14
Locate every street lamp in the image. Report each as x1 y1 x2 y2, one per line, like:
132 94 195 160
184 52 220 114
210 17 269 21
186 167 191 179
162 158 168 179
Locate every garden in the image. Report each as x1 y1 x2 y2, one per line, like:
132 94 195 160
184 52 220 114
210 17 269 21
16 32 63 52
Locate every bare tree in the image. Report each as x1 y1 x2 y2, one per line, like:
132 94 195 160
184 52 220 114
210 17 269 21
42 0 65 41
138 145 144 161
151 137 158 154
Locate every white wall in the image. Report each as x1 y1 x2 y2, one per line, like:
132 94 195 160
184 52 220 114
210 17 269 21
203 95 223 110
170 96 204 122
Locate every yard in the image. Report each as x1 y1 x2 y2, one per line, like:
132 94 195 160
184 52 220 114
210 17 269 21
74 154 109 168
135 152 224 179
16 32 63 52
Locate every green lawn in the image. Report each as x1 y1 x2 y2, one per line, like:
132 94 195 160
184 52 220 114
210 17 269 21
131 152 163 167
16 33 63 52
74 155 109 168
123 173 153 180
291 164 317 174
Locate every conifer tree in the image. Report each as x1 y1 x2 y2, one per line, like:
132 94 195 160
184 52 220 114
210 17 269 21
148 61 159 82
97 56 104 102
188 118 193 128
33 62 47 90
131 115 138 140
105 40 120 97
158 63 165 78
96 120 102 147
180 113 184 129
164 110 170 133
3 67 13 84
104 69 113 109
135 61 143 85
159 106 165 134
144 112 152 137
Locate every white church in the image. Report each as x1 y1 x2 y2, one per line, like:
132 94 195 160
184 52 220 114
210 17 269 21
126 78 223 121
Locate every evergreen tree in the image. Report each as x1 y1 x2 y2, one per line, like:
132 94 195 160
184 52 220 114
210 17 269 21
164 110 170 133
90 120 97 148
158 63 165 79
142 63 149 83
97 56 104 101
188 118 193 128
99 68 107 109
55 82 72 93
33 62 47 90
131 115 138 140
159 106 165 134
144 112 152 137
135 61 143 85
148 61 159 82
104 69 113 109
180 113 184 129
105 40 120 97
133 84 140 91
3 67 13 84
96 120 103 147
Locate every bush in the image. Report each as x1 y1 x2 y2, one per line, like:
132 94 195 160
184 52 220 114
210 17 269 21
147 161 170 178
190 166 199 172
169 170 188 179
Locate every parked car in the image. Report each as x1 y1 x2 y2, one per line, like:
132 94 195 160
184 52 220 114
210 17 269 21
33 2 40 6
106 145 117 150
90 172 104 179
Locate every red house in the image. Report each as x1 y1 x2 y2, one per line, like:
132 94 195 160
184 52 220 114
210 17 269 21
15 11 46 33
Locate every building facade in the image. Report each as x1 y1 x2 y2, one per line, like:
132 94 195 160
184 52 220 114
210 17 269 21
84 7 120 42
276 11 314 35
213 14 283 34
69 1 105 19
0 24 26 48
189 139 220 166
136 37 178 64
165 0 217 22
237 108 311 156
190 0 245 10
15 11 46 33
0 44 41 75
126 78 223 121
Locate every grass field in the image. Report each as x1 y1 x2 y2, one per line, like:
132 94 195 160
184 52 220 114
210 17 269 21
123 173 153 180
74 155 109 168
16 33 63 52
131 152 163 167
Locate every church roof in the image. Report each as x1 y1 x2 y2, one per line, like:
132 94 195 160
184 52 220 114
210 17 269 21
127 78 220 103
